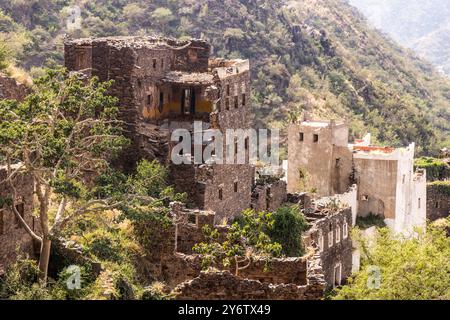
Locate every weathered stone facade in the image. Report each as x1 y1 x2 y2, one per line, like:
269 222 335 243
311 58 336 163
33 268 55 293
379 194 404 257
303 206 353 288
0 73 27 101
287 116 352 196
251 179 288 213
65 37 255 222
173 267 324 300
0 166 36 273
169 163 254 223
426 182 450 221
288 116 427 235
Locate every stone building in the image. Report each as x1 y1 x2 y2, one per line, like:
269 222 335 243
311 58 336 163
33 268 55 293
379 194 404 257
0 165 36 273
65 36 255 223
288 116 427 234
287 116 353 196
302 203 353 288
426 182 450 221
353 145 427 233
251 179 287 213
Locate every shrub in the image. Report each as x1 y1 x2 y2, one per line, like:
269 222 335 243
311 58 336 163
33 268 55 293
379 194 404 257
267 205 309 257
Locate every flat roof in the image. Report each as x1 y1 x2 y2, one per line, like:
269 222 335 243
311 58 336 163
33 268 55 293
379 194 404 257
163 71 214 85
65 36 208 50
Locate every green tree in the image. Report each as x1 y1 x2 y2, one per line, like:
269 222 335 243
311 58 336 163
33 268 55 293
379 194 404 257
151 7 175 25
193 209 282 276
0 68 128 284
334 221 450 300
268 205 309 257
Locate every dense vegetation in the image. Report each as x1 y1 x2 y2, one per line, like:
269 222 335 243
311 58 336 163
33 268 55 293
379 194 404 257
334 220 450 300
414 157 450 181
193 205 309 273
0 0 449 154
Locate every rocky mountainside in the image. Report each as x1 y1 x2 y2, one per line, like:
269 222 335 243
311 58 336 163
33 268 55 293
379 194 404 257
349 0 450 75
0 0 449 154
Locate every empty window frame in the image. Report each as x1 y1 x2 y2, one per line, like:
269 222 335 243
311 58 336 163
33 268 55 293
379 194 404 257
328 229 333 248
234 96 239 109
187 214 196 225
313 134 319 143
234 181 238 193
299 132 304 141
159 92 164 113
343 221 349 239
152 59 157 69
336 225 341 243
241 93 246 106
218 187 223 200
318 232 324 253
334 263 342 287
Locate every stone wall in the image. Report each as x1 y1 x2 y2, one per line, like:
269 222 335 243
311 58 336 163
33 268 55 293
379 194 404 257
169 163 254 223
303 207 353 288
251 179 287 213
173 254 325 300
287 119 352 196
0 167 36 272
426 183 450 221
0 73 27 101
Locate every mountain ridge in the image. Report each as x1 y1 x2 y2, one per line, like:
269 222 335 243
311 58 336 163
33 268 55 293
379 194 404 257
0 0 448 154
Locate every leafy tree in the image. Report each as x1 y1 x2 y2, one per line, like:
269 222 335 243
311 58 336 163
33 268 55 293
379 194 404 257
193 209 282 275
267 205 309 257
150 7 174 25
0 68 129 284
333 220 450 300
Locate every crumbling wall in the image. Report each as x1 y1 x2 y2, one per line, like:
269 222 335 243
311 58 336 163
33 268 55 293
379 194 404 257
173 270 324 300
303 207 353 288
169 163 254 223
212 67 251 131
287 121 351 196
426 183 450 221
173 254 325 300
251 179 287 213
172 39 210 72
0 73 28 101
0 167 36 272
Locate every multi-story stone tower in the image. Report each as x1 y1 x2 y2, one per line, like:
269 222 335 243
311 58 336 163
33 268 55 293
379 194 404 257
65 36 255 222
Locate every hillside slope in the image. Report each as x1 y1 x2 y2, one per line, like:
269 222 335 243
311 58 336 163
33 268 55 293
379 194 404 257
0 0 449 154
350 0 450 75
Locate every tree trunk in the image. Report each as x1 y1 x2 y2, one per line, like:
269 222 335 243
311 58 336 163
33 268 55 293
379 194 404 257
38 235 52 285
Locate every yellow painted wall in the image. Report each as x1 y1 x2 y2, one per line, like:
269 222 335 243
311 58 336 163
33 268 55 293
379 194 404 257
142 86 213 120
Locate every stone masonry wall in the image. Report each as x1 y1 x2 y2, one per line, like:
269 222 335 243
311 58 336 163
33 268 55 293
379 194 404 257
0 167 36 273
173 253 325 300
303 207 353 288
426 183 450 221
169 163 254 223
251 179 288 213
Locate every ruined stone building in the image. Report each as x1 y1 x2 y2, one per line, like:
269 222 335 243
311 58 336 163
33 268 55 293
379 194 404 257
287 117 353 197
65 36 255 223
302 205 353 288
287 116 427 234
0 165 37 274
